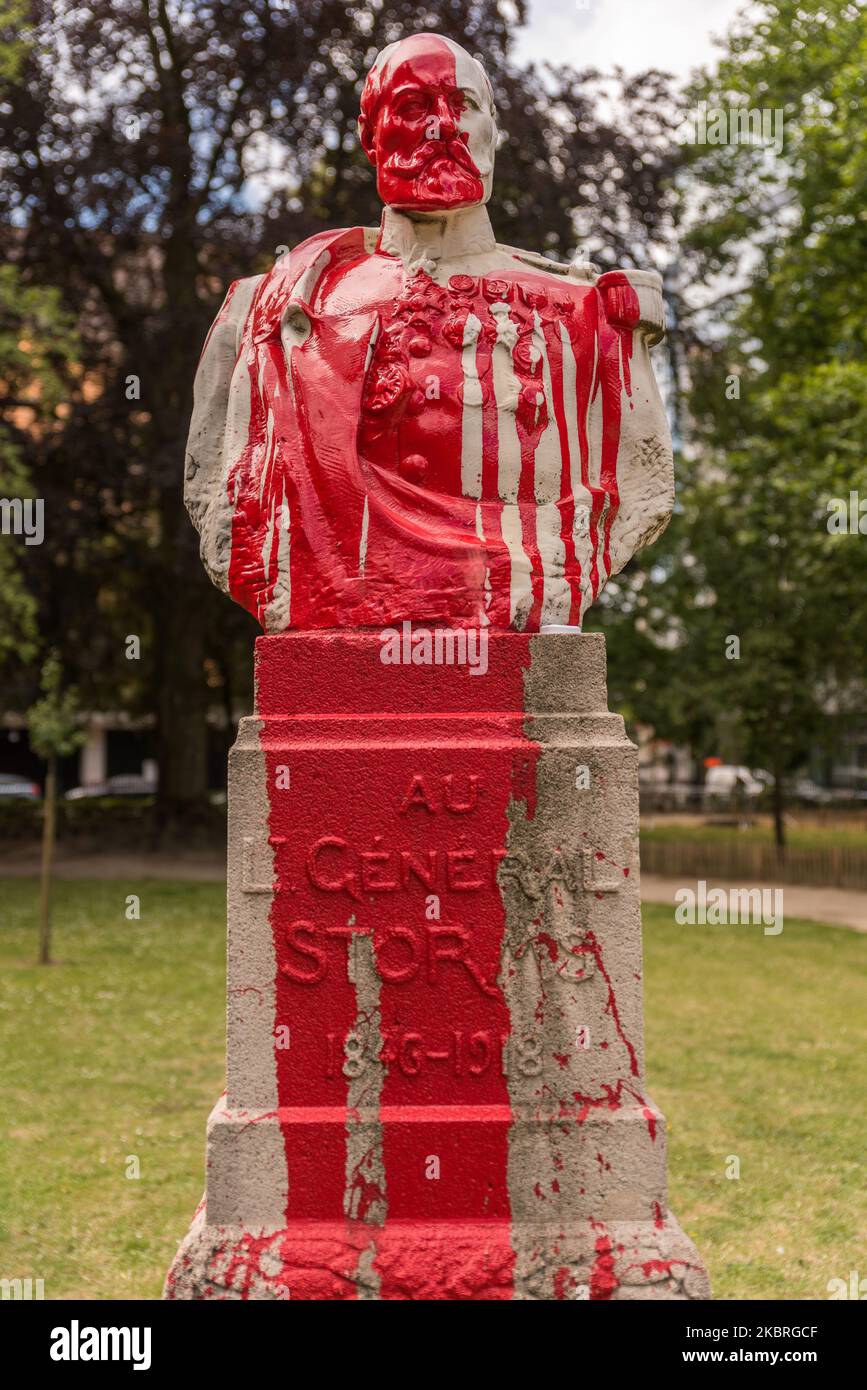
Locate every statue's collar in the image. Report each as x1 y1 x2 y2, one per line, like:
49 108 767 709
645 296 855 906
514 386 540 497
377 204 497 272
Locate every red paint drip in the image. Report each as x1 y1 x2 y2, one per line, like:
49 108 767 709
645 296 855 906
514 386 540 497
583 929 640 1077
589 1234 620 1301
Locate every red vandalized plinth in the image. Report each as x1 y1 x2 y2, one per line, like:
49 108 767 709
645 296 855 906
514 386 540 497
164 631 710 1300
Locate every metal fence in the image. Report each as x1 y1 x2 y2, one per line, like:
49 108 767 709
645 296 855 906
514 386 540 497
640 839 867 891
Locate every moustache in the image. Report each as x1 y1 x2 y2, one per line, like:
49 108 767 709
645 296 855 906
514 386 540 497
383 138 481 179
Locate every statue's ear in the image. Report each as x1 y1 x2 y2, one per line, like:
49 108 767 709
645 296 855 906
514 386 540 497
358 114 377 166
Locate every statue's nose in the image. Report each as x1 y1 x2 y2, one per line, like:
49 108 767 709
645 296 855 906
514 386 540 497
433 96 457 138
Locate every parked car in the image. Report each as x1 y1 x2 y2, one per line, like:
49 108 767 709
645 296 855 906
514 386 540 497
703 765 765 802
0 772 41 800
64 773 157 801
789 776 834 806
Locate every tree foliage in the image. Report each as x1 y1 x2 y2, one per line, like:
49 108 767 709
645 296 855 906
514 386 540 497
0 265 78 670
597 0 867 842
27 651 84 761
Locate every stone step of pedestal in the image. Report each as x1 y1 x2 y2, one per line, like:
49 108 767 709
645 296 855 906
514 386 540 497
166 1207 709 1301
204 1095 668 1227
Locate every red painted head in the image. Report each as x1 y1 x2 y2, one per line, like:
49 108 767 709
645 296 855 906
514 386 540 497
358 33 497 214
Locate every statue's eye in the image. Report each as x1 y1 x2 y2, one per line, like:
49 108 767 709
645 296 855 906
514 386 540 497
394 96 427 119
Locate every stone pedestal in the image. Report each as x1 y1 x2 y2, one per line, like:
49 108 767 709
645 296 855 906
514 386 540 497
165 631 710 1300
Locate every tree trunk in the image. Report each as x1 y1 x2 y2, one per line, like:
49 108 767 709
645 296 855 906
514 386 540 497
153 474 213 840
771 765 787 858
38 755 57 965
150 182 212 842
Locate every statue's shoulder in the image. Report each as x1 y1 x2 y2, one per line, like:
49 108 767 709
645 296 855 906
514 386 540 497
496 244 665 340
228 228 375 341
222 273 266 317
594 268 666 341
494 242 600 285
198 274 264 362
270 227 376 290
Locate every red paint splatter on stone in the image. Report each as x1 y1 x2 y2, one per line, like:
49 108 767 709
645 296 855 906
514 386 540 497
589 1234 620 1301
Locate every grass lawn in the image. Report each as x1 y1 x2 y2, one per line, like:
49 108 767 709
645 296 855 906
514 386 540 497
0 877 863 1300
641 819 867 851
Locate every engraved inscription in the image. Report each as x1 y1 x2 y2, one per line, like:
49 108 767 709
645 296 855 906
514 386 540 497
241 834 287 893
280 920 499 995
322 1028 548 1079
498 846 626 984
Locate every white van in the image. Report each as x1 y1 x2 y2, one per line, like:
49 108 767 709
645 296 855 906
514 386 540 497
703 765 765 802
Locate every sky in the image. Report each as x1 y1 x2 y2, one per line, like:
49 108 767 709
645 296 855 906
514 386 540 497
514 0 752 84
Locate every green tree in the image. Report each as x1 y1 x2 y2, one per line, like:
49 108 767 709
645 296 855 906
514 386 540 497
0 265 77 672
598 0 867 848
27 653 84 964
